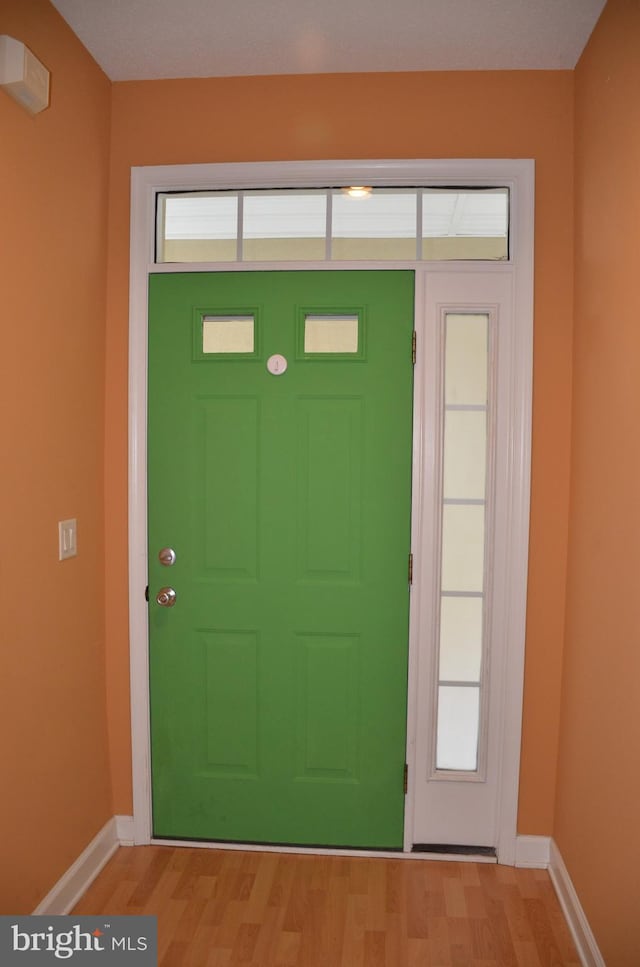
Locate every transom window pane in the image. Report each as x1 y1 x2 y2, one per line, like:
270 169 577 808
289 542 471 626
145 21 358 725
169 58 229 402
243 192 326 261
161 193 237 262
157 187 509 263
423 189 508 261
331 189 417 260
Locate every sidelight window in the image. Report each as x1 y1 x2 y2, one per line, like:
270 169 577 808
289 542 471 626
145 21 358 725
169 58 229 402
435 312 491 773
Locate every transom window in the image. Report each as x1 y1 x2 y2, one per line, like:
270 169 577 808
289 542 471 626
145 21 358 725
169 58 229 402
156 187 509 263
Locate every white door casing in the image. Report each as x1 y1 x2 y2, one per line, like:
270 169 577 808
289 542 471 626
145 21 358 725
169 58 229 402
128 159 533 863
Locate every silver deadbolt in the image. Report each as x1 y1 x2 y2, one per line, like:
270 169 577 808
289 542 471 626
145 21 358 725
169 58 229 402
156 586 177 608
158 547 176 566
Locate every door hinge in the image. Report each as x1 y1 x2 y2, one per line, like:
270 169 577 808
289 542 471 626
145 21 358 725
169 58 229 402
404 763 409 795
412 330 417 365
145 585 149 602
408 552 413 585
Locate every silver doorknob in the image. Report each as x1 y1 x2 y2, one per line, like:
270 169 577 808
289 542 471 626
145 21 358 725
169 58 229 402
156 586 177 607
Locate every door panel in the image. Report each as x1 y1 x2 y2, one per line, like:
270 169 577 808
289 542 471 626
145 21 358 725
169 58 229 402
148 270 414 848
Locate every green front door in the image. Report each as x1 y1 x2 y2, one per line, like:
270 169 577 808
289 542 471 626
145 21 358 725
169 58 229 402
148 270 414 848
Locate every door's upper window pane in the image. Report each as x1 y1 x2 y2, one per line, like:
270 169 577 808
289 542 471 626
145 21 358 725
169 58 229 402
304 315 359 354
202 316 254 354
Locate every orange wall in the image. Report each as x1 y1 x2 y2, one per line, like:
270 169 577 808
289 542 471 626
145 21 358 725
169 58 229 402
0 1 112 912
106 70 575 833
555 1 640 962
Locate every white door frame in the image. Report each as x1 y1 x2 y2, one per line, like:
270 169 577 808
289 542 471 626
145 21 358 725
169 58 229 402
128 159 534 863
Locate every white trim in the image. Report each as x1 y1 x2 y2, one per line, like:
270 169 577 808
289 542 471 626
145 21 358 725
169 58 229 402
494 164 534 865
514 834 551 868
32 819 120 915
134 158 529 197
115 814 136 846
129 175 153 846
549 840 606 967
129 159 533 857
147 258 512 274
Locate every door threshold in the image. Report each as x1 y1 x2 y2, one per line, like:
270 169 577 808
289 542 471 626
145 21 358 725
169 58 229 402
150 837 498 863
412 843 497 861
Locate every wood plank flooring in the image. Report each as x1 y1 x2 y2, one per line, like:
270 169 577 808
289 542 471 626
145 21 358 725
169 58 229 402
72 846 580 966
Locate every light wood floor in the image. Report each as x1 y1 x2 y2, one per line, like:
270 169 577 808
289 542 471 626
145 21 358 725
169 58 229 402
72 846 580 966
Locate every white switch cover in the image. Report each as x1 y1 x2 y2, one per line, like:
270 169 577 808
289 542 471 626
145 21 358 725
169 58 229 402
58 518 77 560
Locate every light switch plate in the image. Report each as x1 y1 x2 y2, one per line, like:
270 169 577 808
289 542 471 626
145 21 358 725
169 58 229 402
58 518 77 560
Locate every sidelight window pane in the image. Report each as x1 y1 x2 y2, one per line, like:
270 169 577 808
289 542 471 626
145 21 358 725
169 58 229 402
444 314 488 405
443 410 487 500
441 505 485 593
436 686 480 770
439 596 483 683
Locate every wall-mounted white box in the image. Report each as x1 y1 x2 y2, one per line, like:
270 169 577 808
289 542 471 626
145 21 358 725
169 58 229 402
0 35 50 115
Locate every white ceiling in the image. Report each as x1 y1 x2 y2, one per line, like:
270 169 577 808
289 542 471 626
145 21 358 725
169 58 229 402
49 0 606 82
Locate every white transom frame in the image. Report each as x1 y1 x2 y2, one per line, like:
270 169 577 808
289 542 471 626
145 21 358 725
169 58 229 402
129 158 533 865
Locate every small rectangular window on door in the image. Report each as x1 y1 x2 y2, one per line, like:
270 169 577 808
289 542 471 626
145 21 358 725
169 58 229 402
298 310 365 360
202 316 254 354
304 315 359 354
194 313 259 360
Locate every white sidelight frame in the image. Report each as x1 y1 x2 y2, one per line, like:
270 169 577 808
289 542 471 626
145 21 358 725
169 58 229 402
128 159 534 863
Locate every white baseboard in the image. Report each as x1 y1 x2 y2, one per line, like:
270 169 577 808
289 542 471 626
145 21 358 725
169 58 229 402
515 834 551 868
549 839 605 967
33 818 120 915
115 814 135 846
